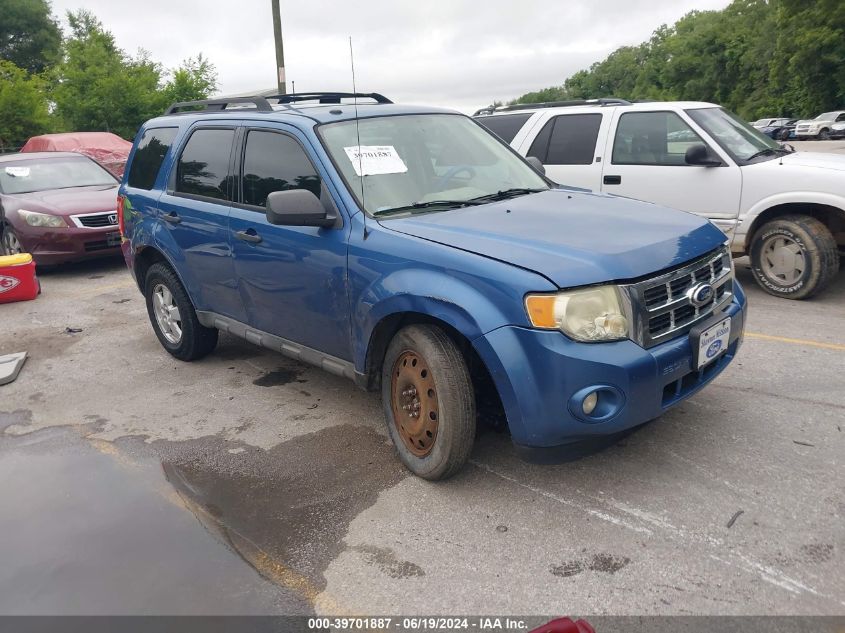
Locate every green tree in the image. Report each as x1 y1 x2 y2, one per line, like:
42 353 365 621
770 0 845 116
52 10 163 139
0 0 61 74
503 0 844 119
0 60 50 152
160 54 218 106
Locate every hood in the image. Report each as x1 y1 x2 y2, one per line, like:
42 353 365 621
778 152 845 172
380 190 726 288
5 185 118 216
796 119 825 126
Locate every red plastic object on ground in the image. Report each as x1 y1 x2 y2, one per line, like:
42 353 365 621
0 254 39 304
528 618 596 633
21 132 132 179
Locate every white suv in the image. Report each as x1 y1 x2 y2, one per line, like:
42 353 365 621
476 99 844 299
794 111 845 140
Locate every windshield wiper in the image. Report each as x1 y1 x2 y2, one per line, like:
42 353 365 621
746 147 791 161
372 199 485 217
468 188 546 203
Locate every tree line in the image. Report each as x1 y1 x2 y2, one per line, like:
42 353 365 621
0 0 217 151
503 0 844 120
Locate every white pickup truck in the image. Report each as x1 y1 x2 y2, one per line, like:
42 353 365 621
475 99 844 299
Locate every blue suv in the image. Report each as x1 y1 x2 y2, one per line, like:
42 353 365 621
119 92 746 480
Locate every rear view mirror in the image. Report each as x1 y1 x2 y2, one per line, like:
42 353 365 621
266 189 334 227
526 156 546 175
685 143 722 167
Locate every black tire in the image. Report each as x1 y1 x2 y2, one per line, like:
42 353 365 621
381 324 475 480
778 129 790 141
749 215 839 300
144 262 218 360
1 224 23 256
819 129 831 141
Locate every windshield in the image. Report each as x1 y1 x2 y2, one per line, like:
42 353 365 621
687 107 780 163
318 113 548 216
0 156 116 194
816 112 839 120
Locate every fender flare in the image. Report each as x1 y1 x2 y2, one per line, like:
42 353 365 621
354 268 519 374
736 191 845 250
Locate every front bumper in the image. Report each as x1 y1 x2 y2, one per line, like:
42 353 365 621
15 224 122 265
474 283 747 460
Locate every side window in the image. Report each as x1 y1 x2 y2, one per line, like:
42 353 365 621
612 111 705 166
527 119 554 162
175 128 235 200
241 130 321 208
836 113 845 122
127 127 177 190
546 114 602 165
474 114 531 144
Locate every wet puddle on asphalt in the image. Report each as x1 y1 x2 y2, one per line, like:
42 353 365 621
0 417 406 615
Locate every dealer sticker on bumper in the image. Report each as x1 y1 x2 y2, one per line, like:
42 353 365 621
697 317 731 369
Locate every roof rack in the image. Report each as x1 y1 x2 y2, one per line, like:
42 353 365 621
165 97 274 115
267 92 392 105
474 97 631 116
164 92 392 115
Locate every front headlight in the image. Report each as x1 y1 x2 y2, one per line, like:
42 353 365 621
525 285 629 342
19 209 67 228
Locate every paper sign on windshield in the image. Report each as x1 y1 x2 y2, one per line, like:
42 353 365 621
343 145 408 177
4 167 30 178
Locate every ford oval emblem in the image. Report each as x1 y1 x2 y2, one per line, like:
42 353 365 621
689 283 714 307
706 339 723 358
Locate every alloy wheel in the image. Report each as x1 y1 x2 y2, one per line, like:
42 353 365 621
152 283 183 344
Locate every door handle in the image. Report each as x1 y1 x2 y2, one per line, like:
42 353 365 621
235 229 262 244
603 175 622 185
161 212 181 224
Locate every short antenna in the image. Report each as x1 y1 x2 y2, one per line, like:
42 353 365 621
349 36 368 238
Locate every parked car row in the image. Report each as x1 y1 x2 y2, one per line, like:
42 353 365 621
750 110 845 141
751 118 797 141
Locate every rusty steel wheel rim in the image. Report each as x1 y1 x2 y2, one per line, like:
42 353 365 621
391 350 439 457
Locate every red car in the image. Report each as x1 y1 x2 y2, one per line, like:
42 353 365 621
0 152 122 265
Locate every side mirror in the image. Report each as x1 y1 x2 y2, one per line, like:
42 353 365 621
685 143 722 167
266 189 333 227
526 156 546 175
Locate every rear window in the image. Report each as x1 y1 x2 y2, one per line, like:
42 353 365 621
175 128 235 201
128 127 178 190
528 114 602 165
474 113 531 143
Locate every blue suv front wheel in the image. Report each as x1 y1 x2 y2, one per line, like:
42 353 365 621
381 325 476 480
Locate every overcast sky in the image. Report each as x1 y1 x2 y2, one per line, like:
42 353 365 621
50 0 731 113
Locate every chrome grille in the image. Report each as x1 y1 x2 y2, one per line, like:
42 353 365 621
71 212 118 229
623 247 733 348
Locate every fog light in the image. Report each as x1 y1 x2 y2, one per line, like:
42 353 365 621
582 391 598 416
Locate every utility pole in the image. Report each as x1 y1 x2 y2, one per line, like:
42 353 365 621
271 0 286 94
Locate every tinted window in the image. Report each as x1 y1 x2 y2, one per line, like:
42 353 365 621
546 114 602 165
128 127 177 190
474 114 531 144
175 128 234 200
241 131 321 208
527 119 554 162
612 111 705 166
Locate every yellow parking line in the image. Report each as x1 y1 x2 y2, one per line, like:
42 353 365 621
745 332 845 352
